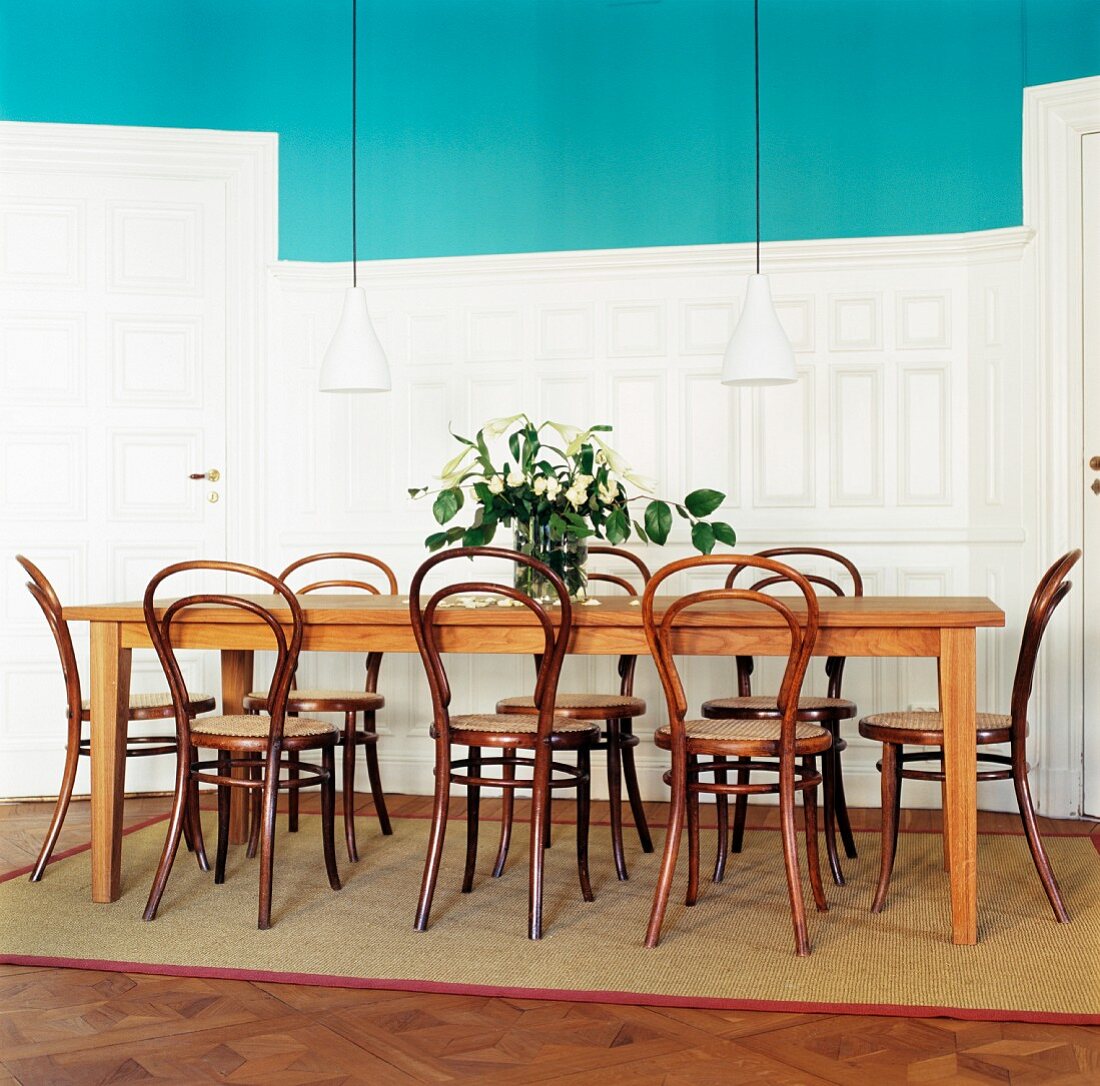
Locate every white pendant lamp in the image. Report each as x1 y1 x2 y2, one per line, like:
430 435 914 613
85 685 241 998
320 0 391 393
721 0 796 387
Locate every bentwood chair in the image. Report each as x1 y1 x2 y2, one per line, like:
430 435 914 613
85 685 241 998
410 547 600 940
143 561 341 929
859 549 1081 921
16 554 215 882
701 548 861 885
244 552 396 861
495 545 654 880
643 554 831 956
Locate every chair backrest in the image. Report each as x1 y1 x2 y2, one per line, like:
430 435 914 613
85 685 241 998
724 547 862 698
1009 550 1081 743
409 547 572 745
278 551 398 690
143 561 303 747
643 554 820 754
16 554 82 722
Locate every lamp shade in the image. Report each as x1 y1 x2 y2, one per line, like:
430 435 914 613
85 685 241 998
721 274 797 386
319 286 391 392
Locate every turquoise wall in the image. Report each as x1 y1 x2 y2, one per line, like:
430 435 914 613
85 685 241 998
1 0 1096 261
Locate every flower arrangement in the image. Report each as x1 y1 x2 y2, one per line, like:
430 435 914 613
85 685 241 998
409 415 736 597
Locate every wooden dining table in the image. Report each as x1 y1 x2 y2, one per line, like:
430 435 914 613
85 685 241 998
65 592 1004 945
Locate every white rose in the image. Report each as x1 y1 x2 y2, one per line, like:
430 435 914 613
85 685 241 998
544 478 562 499
598 481 618 504
565 486 588 508
506 469 525 487
575 473 593 488
488 475 505 494
532 476 547 495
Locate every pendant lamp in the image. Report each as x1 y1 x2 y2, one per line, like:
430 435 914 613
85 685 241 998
721 0 796 386
320 0 391 393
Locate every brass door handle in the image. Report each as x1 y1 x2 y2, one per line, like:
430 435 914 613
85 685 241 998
1091 455 1100 471
1092 479 1100 495
188 469 221 482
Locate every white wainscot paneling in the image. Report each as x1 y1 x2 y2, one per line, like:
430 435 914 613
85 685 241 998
108 316 202 407
407 311 453 364
898 364 951 505
467 308 523 362
0 313 86 404
536 305 594 360
1 545 86 630
107 202 202 295
775 296 816 353
538 373 598 423
0 200 84 286
0 428 87 520
607 302 664 358
829 293 882 351
680 301 734 355
109 430 201 521
609 371 666 481
752 368 815 507
897 292 951 349
405 378 455 491
830 365 883 506
682 371 739 504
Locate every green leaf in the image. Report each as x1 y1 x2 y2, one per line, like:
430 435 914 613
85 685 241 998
508 431 522 463
675 503 688 519
691 522 716 554
645 500 672 545
605 506 629 545
711 521 737 547
408 486 429 498
463 521 498 546
632 519 650 544
425 531 450 552
432 487 463 525
684 488 725 518
446 526 466 543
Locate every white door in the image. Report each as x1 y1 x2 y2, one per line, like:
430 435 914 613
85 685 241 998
1084 130 1100 817
0 132 230 798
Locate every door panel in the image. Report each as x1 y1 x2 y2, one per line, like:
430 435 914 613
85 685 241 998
1084 130 1100 817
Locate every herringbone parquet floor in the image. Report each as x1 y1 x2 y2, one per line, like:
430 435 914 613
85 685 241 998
2 793 1098 1085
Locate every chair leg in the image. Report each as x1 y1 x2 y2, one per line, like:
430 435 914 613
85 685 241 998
246 753 262 859
939 749 950 872
287 748 300 833
605 718 628 881
29 728 82 882
731 756 751 853
620 721 654 854
646 745 687 948
363 711 392 836
257 749 281 930
415 742 451 931
712 759 728 884
187 770 208 871
342 712 359 863
685 756 700 907
576 747 594 902
321 745 342 891
214 751 231 884
778 759 811 957
832 737 858 860
802 757 827 913
462 747 481 893
1013 759 1069 922
143 756 191 921
492 748 516 878
821 736 845 887
528 743 553 940
871 743 903 913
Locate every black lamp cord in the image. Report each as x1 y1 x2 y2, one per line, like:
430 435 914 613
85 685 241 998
754 0 760 276
351 0 358 287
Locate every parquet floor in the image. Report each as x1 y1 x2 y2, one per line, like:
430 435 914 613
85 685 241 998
2 793 1099 1085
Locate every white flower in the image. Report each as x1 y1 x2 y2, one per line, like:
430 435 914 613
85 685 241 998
482 413 525 439
624 471 658 494
592 436 632 476
597 480 618 504
565 485 588 508
506 469 525 487
532 476 547 495
575 473 593 488
544 478 562 499
488 475 505 494
438 446 475 485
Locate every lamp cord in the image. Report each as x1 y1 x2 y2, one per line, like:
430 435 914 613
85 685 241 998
351 0 358 287
754 0 760 276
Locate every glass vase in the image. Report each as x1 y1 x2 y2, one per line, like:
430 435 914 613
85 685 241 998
512 519 588 602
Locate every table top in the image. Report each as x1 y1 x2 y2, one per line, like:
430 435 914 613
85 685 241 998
65 593 1006 630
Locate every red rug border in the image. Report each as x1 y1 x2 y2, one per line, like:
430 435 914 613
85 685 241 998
2 813 1099 1025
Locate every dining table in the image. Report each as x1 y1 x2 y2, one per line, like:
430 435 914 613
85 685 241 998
65 592 1004 946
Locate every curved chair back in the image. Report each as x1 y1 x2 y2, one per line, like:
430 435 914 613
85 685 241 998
724 547 862 698
409 547 572 746
16 555 82 723
278 551 398 690
144 561 303 749
1009 550 1082 748
643 554 820 757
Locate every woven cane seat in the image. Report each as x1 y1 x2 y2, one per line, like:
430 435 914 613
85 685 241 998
859 711 1013 740
81 691 214 713
449 714 599 736
191 714 338 739
496 693 645 716
243 689 384 711
702 695 856 718
655 718 832 748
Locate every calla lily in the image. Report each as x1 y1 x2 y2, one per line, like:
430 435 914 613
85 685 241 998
624 471 658 494
438 446 476 484
592 436 632 476
482 413 526 439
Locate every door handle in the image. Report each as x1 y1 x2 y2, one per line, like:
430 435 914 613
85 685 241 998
1092 479 1100 495
1090 455 1100 471
188 469 221 482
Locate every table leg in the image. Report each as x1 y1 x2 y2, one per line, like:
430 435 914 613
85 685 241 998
90 621 131 903
220 650 254 844
939 627 978 945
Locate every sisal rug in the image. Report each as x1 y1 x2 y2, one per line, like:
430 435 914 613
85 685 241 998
2 813 1098 1023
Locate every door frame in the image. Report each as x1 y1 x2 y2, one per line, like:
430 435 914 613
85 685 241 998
1024 76 1100 817
0 121 278 564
